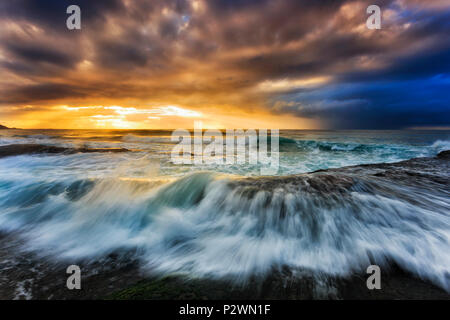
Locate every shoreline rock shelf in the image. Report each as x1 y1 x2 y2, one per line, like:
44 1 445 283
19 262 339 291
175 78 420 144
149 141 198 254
0 144 130 158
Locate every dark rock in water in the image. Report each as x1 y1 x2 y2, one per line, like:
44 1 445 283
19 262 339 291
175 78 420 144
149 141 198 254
0 232 146 300
108 152 450 300
0 151 449 300
1 230 448 300
107 269 450 300
0 144 71 157
437 150 450 159
0 144 129 158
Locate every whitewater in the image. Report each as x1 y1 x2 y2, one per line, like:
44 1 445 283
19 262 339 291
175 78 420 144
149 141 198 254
0 129 449 297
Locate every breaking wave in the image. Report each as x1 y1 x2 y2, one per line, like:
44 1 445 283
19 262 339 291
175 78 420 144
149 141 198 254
0 129 449 292
0 158 449 291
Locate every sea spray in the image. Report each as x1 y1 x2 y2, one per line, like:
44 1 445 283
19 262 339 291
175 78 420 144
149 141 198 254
0 130 449 292
0 158 449 291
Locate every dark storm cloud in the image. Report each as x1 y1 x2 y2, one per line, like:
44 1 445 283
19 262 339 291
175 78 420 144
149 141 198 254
340 44 450 83
274 77 450 129
4 41 79 67
96 40 150 69
0 0 449 128
0 0 125 28
0 83 89 104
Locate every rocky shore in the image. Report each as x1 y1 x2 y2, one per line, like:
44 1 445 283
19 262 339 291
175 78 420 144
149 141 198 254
0 151 448 300
0 144 129 158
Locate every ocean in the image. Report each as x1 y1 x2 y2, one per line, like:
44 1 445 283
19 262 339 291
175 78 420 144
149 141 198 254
0 129 449 298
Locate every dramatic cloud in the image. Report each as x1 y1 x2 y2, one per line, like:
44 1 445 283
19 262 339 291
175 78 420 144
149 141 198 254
0 0 448 128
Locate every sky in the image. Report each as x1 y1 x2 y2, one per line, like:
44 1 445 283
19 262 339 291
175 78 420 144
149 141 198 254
0 0 449 129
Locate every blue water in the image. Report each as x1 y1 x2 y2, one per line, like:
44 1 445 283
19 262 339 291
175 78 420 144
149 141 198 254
0 129 449 293
0 129 449 177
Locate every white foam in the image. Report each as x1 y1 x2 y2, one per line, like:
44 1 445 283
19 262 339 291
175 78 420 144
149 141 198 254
0 172 448 291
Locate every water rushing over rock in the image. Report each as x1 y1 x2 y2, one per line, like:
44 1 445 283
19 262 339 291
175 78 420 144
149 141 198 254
0 151 448 299
0 129 449 299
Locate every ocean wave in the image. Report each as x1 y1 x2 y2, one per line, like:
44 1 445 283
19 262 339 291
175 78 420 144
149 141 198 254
431 140 450 152
13 134 57 140
122 134 174 144
0 154 448 291
292 139 407 153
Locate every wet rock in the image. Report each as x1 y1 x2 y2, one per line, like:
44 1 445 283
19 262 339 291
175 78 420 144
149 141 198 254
0 144 129 158
437 150 450 159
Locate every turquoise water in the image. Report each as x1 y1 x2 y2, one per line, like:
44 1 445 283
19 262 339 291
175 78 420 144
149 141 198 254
0 129 449 292
0 129 448 178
